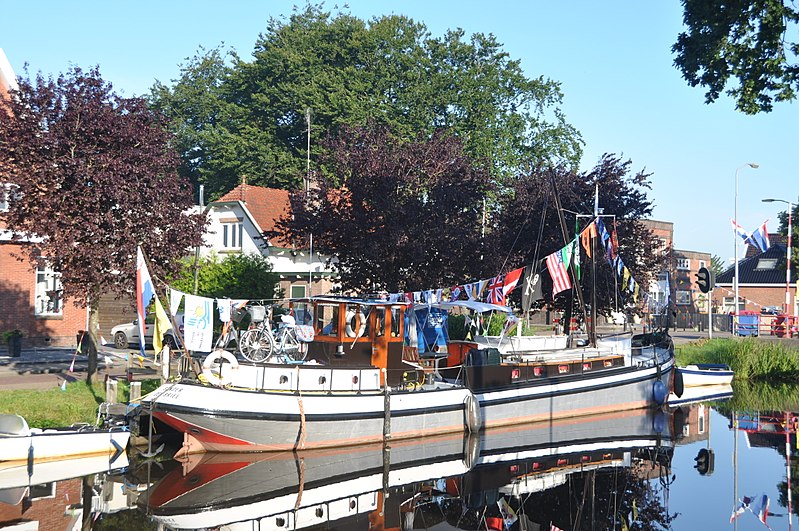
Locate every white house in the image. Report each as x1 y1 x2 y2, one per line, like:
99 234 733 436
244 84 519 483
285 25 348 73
202 183 337 299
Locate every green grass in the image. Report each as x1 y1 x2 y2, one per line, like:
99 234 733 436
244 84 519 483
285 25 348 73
0 378 161 428
675 337 799 380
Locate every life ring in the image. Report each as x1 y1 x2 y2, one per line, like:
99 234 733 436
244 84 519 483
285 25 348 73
345 310 367 338
202 349 239 387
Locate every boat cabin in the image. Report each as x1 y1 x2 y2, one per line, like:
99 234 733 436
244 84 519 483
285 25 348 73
289 297 408 386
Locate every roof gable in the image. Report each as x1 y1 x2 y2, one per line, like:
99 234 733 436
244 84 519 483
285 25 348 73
214 184 291 246
718 242 794 284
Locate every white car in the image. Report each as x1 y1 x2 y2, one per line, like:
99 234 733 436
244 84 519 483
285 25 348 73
111 313 184 350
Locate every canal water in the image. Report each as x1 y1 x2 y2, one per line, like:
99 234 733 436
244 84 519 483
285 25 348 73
2 392 797 530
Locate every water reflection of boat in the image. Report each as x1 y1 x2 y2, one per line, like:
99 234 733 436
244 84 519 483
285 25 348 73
139 407 674 530
0 451 129 507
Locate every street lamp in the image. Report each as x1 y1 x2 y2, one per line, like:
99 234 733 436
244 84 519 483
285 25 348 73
734 163 759 334
762 198 793 318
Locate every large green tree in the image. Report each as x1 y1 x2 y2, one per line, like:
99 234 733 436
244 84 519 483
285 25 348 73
0 67 206 382
674 0 799 114
493 155 664 315
150 4 582 198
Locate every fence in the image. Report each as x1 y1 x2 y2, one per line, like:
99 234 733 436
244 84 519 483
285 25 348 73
674 311 797 337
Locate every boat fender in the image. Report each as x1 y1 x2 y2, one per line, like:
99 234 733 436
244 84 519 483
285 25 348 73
345 310 367 338
652 380 668 405
652 410 666 434
464 394 481 433
672 368 684 398
463 431 480 470
202 350 239 387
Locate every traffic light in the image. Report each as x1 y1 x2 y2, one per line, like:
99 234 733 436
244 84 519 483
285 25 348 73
695 266 714 293
694 448 715 475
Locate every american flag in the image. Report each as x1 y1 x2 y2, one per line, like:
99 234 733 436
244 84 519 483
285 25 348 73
546 249 572 297
486 274 505 304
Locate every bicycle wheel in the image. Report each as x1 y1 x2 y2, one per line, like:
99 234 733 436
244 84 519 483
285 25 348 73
239 329 275 363
281 329 307 362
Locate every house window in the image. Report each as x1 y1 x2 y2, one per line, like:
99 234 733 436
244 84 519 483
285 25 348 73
722 297 744 314
222 221 243 250
675 290 692 305
0 183 20 212
290 284 306 298
35 266 63 316
699 260 706 269
676 258 690 270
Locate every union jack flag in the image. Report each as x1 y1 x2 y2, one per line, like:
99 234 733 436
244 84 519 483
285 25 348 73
486 274 505 304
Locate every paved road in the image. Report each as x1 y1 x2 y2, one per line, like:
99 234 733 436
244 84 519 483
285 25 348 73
0 345 161 391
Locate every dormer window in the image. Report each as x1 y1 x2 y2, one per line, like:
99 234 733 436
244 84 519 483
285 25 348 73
755 259 777 270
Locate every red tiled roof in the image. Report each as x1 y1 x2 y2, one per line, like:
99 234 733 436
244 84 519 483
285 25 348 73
215 184 292 247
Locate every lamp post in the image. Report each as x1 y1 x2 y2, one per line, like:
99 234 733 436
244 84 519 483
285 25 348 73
762 198 793 319
733 163 759 334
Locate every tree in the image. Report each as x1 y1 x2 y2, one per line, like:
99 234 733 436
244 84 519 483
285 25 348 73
673 0 799 114
0 66 206 382
711 254 726 276
169 253 279 300
150 4 582 198
275 123 495 293
492 155 665 315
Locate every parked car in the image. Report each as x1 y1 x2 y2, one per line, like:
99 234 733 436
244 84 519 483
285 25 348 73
111 313 184 349
760 306 781 315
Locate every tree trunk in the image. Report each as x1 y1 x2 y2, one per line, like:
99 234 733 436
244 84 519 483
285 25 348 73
85 303 100 385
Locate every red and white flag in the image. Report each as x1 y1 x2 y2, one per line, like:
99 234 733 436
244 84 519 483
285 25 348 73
546 248 572 297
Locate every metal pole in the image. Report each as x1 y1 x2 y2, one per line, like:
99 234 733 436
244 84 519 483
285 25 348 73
734 163 759 335
788 203 793 318
787 411 793 531
709 288 713 339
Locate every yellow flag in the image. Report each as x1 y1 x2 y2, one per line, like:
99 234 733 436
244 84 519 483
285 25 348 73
153 295 171 354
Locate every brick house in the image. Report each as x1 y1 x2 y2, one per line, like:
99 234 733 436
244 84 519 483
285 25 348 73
1 48 87 347
714 235 797 319
640 219 714 328
203 183 337 299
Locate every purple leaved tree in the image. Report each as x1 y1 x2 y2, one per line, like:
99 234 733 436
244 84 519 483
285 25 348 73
0 66 206 383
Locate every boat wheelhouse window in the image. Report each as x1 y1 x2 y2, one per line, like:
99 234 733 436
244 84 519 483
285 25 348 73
317 303 338 336
374 308 386 337
292 302 312 325
390 307 402 337
345 304 370 338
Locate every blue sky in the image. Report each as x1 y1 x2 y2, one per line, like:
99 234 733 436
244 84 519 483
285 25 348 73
3 1 796 263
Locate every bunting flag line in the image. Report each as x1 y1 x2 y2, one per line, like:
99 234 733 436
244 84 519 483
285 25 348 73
521 262 544 312
502 267 524 299
580 221 597 259
136 247 155 357
486 274 506 304
546 246 572 298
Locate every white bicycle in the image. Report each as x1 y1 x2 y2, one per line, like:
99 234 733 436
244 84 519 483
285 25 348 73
239 314 307 363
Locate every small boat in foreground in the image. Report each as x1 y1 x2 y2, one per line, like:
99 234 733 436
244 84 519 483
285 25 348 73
0 413 129 465
677 364 734 387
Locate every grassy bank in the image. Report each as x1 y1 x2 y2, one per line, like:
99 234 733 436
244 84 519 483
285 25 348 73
0 379 160 428
675 337 799 380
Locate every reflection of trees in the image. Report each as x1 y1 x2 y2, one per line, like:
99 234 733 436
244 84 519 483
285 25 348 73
438 452 675 530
